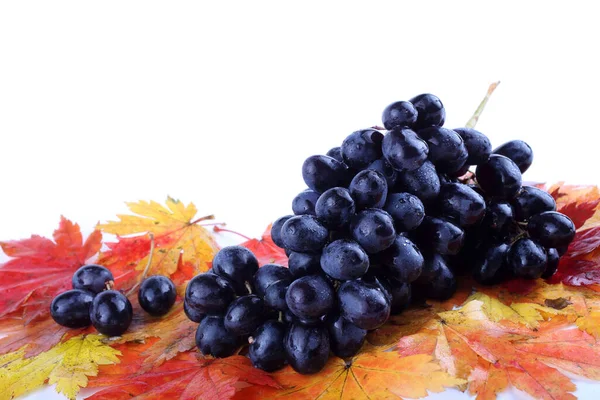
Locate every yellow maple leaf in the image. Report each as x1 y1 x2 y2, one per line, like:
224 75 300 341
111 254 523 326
0 335 121 400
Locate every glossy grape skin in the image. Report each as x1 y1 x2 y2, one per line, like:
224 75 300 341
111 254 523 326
436 183 486 227
249 320 287 372
382 127 429 172
349 170 388 209
292 189 320 216
493 140 533 173
328 315 367 358
394 160 441 205
271 215 292 248
382 101 418 130
286 274 334 319
472 243 510 285
288 252 321 278
508 238 548 279
185 273 236 315
350 209 396 254
315 187 356 229
253 264 292 298
224 295 266 336
264 279 291 311
338 279 390 330
409 93 446 129
527 211 576 248
280 215 329 253
480 201 514 238
72 264 114 295
138 276 177 316
423 261 457 300
542 248 560 279
341 129 384 169
453 127 492 165
184 300 206 323
212 246 259 290
380 235 424 283
384 192 425 232
414 217 464 255
283 310 326 326
512 186 557 221
284 324 330 374
90 290 133 336
417 127 468 174
368 158 398 188
302 155 349 193
387 279 411 315
326 147 344 163
50 289 94 328
476 154 522 200
416 253 451 284
321 239 370 280
196 316 240 358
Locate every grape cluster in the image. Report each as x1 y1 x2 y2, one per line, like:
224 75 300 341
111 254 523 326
185 93 576 375
51 264 176 336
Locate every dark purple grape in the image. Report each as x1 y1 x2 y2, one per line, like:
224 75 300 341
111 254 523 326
384 192 425 232
382 127 429 172
185 273 236 315
138 275 176 316
288 251 321 278
350 209 396 254
90 290 133 336
253 264 292 298
493 140 533 173
315 187 355 229
326 147 344 163
476 154 522 199
382 101 418 130
480 201 514 238
417 127 468 174
328 314 367 358
527 211 576 248
302 155 349 193
349 170 388 209
184 300 206 323
271 215 292 248
472 243 510 285
416 253 451 285
224 295 266 336
542 248 560 279
380 235 424 283
394 160 441 205
512 186 556 221
436 183 486 227
264 279 291 311
387 278 411 314
249 320 287 372
338 279 390 330
454 127 492 165
284 324 330 374
72 264 113 295
50 289 94 328
368 158 398 188
409 93 445 129
212 246 259 290
341 129 384 169
196 316 240 357
292 189 320 216
285 274 334 320
423 262 457 300
321 239 369 280
414 217 464 255
280 215 329 252
508 238 548 279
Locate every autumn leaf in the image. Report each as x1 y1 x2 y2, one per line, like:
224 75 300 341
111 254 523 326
88 350 279 400
235 346 464 400
239 224 288 266
0 334 120 400
0 216 102 323
98 197 219 289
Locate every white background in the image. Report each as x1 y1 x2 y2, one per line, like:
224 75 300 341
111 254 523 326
1 1 598 399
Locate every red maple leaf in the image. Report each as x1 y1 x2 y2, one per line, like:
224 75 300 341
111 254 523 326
0 216 102 323
216 225 288 266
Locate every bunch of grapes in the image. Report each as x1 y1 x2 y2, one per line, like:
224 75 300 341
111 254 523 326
51 264 176 335
185 93 576 375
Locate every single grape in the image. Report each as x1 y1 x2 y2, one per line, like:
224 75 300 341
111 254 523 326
493 140 533 173
321 239 370 280
480 201 514 238
280 215 329 252
288 251 321 278
341 129 384 169
394 160 441 204
282 310 326 326
302 155 349 193
542 248 560 279
184 300 206 323
386 278 411 315
512 186 557 221
472 243 510 285
453 127 492 165
349 169 388 209
417 127 468 174
368 158 398 188
382 127 429 172
284 324 330 374
249 320 287 372
90 290 133 336
468 184 486 198
382 100 418 130
138 275 176 316
185 273 236 314
414 217 464 255
326 146 344 163
508 238 548 279
350 209 396 254
475 154 522 199
359 270 392 301
315 187 356 229
338 279 390 330
286 274 334 319
253 264 292 298
527 211 576 248
72 264 114 295
264 279 291 311
450 163 470 178
271 215 292 248
557 245 569 256
292 189 320 216
212 246 259 291
416 253 450 284
409 93 445 129
50 289 94 328
383 192 425 232
196 316 240 358
423 261 457 300
380 235 424 283
436 183 486 227
224 295 266 336
328 314 367 358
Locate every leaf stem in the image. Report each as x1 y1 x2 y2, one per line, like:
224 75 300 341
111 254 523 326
212 226 252 241
190 214 215 225
466 81 501 128
125 233 155 297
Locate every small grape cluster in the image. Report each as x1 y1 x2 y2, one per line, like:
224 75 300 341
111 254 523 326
185 93 577 375
51 264 176 336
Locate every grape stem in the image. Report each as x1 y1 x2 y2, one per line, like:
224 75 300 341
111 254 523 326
125 232 155 297
466 81 501 128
